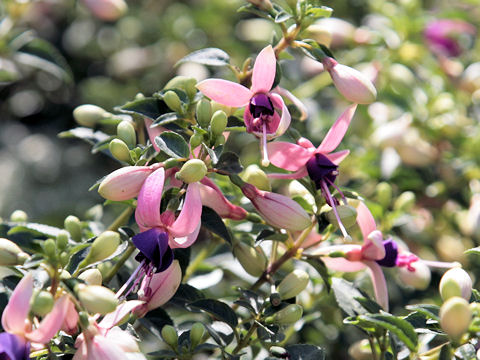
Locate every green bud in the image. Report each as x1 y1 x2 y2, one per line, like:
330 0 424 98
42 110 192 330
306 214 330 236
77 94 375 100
376 182 392 208
97 261 112 278
10 210 27 222
117 121 136 149
64 215 82 242
189 133 204 150
326 205 357 229
211 101 234 117
439 267 472 301
161 325 178 349
440 296 472 340
233 242 267 277
76 284 118 315
265 304 303 325
190 322 205 348
78 268 103 286
393 191 415 212
175 159 208 184
56 230 69 250
163 91 183 113
85 231 120 264
43 239 56 259
165 76 197 100
277 269 309 300
60 252 70 267
109 139 132 163
60 269 71 280
214 134 225 147
164 158 183 169
31 290 54 317
73 104 109 128
0 238 29 266
210 110 228 137
270 346 288 358
196 99 212 128
242 164 271 191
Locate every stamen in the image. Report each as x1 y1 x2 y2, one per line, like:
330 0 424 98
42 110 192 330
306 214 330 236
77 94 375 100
115 260 145 299
261 122 270 167
326 178 348 205
320 180 350 240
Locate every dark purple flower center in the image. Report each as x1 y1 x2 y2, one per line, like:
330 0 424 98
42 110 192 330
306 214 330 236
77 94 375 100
375 239 398 267
249 93 274 119
306 153 339 188
132 228 173 273
0 333 30 360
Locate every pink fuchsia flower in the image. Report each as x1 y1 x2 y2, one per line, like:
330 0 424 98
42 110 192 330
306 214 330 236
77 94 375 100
198 177 247 220
81 0 127 21
267 104 357 237
197 45 291 166
424 19 476 58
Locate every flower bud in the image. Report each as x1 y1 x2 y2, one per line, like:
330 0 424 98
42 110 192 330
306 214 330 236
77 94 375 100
109 139 132 163
81 0 127 21
190 322 205 349
0 238 29 266
304 25 332 47
322 57 377 104
164 76 197 100
376 182 392 208
10 210 27 222
98 166 154 201
265 304 303 325
440 296 472 340
196 99 212 128
190 133 204 149
210 110 228 137
85 231 120 264
78 268 103 286
31 290 54 317
60 252 70 267
277 269 309 299
43 239 56 259
214 134 226 147
163 91 183 113
233 242 267 277
325 205 357 229
439 267 472 301
175 159 208 184
211 101 234 117
397 261 431 290
161 325 178 349
243 164 271 191
393 191 416 212
270 346 288 358
76 284 118 315
56 230 69 250
73 104 109 127
65 215 82 242
117 121 136 149
242 184 311 231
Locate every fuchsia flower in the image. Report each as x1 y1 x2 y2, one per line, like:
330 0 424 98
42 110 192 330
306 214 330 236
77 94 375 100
197 45 291 166
424 19 476 58
267 104 357 237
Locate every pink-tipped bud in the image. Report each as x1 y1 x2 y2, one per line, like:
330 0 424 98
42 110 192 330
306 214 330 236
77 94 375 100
135 260 182 317
98 166 155 201
397 261 431 290
322 57 377 104
241 184 311 231
81 0 127 21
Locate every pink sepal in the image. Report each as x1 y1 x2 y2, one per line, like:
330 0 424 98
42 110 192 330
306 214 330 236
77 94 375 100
170 221 201 249
98 300 144 330
267 142 313 171
169 183 202 238
317 104 357 154
196 79 252 107
356 201 377 241
364 261 389 311
2 273 34 335
135 168 165 229
269 94 291 138
327 150 350 165
198 177 247 220
27 295 69 344
251 45 276 94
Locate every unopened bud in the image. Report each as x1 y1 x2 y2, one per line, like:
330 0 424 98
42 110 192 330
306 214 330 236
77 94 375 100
190 133 204 149
165 76 197 100
210 110 228 137
31 290 54 317
265 304 303 325
175 159 208 184
56 230 69 250
322 57 377 104
376 182 392 208
439 267 472 301
76 284 118 315
243 164 271 191
190 322 205 348
10 210 27 222
78 268 103 286
397 261 431 290
73 104 108 127
60 270 72 280
304 25 332 47
161 325 178 349
233 242 267 277
109 139 132 163
163 91 183 113
43 239 56 259
393 191 416 212
440 296 472 340
117 121 136 149
65 215 82 242
60 252 70 267
81 0 127 21
277 269 309 299
211 101 234 117
98 166 154 201
196 99 212 128
85 231 120 264
0 238 29 266
214 134 226 147
270 346 288 358
326 205 357 229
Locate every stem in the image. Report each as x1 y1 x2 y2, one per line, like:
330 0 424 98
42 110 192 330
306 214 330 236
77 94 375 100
232 321 259 355
134 116 146 146
103 244 136 284
368 336 379 360
183 240 218 282
108 206 134 231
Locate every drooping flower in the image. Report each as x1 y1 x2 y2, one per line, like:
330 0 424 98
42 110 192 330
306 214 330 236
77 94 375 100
424 19 476 58
267 104 357 237
197 45 291 166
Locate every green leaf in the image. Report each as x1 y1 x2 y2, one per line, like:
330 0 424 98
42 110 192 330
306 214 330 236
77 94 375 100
117 97 169 120
7 223 62 238
215 152 243 173
331 278 369 316
354 296 382 314
237 4 273 20
201 207 232 245
189 299 238 329
171 284 205 306
299 40 335 62
58 128 110 148
147 349 178 359
154 132 190 159
176 48 230 67
439 343 453 360
465 246 480 255
454 343 476 359
275 11 292 23
306 258 331 293
153 112 181 127
256 229 288 242
284 344 325 360
306 6 333 19
405 304 440 322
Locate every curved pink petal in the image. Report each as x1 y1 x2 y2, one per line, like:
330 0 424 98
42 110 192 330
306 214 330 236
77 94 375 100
98 300 144 330
364 261 389 311
362 230 386 261
268 167 308 180
326 150 350 165
323 257 367 272
198 178 247 220
104 327 141 354
27 295 69 344
317 104 357 154
197 79 252 107
2 273 33 335
142 260 182 312
251 45 277 94
61 298 79 334
135 168 165 229
169 182 202 238
270 94 291 137
356 201 377 241
144 118 167 152
90 335 130 360
267 142 313 171
170 221 201 248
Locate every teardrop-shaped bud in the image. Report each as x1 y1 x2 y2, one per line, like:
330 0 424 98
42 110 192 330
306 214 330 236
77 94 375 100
109 139 132 163
85 231 120 264
233 242 267 277
10 210 27 222
265 304 303 325
196 99 212 128
161 325 178 349
243 164 271 191
175 159 208 184
98 166 154 201
31 290 54 317
164 76 197 100
65 215 82 242
163 91 183 113
440 296 472 340
326 205 357 229
397 261 431 290
76 284 118 315
393 191 415 212
117 121 136 149
0 238 29 266
210 110 228 137
277 269 309 299
56 230 69 250
190 322 206 349
439 267 472 301
78 268 103 286
73 104 109 127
